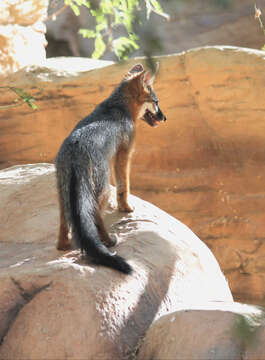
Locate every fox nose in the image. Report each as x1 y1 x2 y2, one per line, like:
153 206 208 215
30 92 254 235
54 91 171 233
157 107 166 121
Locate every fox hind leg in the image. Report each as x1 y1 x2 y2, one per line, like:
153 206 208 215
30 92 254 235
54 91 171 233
95 211 117 247
57 197 71 251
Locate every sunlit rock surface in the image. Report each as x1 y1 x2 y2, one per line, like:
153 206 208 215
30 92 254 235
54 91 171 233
0 163 232 360
0 0 48 74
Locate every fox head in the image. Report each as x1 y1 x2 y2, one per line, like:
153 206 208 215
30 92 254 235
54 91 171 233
124 63 166 127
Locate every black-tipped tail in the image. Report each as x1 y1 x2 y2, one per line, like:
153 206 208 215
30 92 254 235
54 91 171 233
93 252 133 274
69 166 133 275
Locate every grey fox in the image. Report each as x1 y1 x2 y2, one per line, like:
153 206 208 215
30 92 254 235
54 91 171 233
55 63 166 274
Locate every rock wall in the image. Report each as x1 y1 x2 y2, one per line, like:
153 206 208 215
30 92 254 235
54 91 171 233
0 0 48 74
0 47 265 303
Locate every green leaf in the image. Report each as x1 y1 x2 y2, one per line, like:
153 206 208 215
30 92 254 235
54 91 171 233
79 28 96 38
91 9 108 31
113 8 123 25
145 0 152 19
150 0 163 13
70 3 80 16
26 100 38 110
69 0 89 6
123 10 134 32
84 0 91 8
95 22 107 32
92 35 106 59
145 0 170 20
100 0 113 14
76 0 86 6
9 87 38 110
113 35 139 59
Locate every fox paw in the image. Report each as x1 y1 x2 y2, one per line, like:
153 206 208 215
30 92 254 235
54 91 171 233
56 242 71 251
103 234 118 248
118 203 134 213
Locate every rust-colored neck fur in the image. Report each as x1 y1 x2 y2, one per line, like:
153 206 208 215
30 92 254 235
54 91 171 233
123 76 148 122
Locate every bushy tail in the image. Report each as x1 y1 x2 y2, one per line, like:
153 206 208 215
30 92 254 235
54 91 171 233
69 167 132 275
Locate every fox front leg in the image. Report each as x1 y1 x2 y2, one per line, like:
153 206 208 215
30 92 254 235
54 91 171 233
114 145 134 213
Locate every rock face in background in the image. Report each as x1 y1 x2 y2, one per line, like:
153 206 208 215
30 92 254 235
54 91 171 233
0 0 48 74
156 0 265 56
0 47 265 304
46 0 265 58
0 164 233 359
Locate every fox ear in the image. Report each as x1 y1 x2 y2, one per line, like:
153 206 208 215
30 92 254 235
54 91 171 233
128 63 144 75
143 62 159 86
125 63 145 80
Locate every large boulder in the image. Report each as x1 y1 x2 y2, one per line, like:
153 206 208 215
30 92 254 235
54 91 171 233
0 163 232 359
0 47 265 303
137 302 265 360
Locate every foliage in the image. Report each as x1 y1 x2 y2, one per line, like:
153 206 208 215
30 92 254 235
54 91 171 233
0 87 38 110
254 3 265 50
65 0 169 60
232 309 265 350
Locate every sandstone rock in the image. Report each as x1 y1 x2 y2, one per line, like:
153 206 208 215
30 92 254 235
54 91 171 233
0 47 265 303
0 0 48 74
137 302 265 360
0 163 232 360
